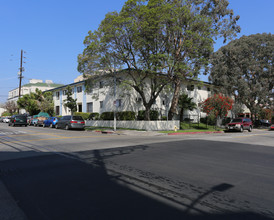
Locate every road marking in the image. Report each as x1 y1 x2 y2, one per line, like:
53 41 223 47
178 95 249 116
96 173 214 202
0 131 27 136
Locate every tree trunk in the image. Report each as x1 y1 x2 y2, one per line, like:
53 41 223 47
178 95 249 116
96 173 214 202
180 107 184 122
168 78 181 120
144 105 151 121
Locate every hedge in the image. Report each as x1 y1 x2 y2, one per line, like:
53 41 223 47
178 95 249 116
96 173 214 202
117 111 136 120
137 110 159 120
73 112 90 120
88 112 100 120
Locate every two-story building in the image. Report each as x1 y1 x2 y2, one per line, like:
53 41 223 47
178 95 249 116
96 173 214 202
8 79 63 103
48 74 214 120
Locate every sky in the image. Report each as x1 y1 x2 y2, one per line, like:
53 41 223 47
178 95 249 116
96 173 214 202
0 0 274 103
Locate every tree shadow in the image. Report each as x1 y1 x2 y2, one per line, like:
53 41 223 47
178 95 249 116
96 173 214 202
0 143 273 220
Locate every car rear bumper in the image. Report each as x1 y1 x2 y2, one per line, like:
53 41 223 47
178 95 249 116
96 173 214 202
70 124 85 129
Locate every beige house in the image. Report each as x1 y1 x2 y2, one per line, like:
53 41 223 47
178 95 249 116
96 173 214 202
8 79 63 103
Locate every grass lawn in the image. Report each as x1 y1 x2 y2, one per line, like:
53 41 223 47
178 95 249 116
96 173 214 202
160 122 223 133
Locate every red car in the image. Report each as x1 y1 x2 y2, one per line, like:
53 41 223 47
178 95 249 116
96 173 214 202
226 118 253 132
270 124 274 130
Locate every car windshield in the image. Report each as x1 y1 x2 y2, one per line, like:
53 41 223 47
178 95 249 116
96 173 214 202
72 116 83 120
231 119 243 123
16 116 26 119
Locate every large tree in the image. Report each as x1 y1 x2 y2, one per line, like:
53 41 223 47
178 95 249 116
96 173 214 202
78 0 240 120
209 33 274 120
17 89 54 115
166 0 240 120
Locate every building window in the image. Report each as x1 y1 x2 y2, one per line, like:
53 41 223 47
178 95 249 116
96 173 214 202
87 102 93 113
187 85 194 91
100 101 103 109
162 100 166 106
63 90 67 95
77 86 82 93
78 103 82 112
55 106 60 115
116 99 122 107
99 81 104 88
56 92 60 100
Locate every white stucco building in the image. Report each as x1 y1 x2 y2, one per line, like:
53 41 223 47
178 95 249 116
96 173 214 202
8 79 63 103
48 74 214 120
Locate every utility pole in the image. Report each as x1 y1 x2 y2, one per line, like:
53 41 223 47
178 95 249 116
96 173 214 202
17 49 25 114
18 49 24 99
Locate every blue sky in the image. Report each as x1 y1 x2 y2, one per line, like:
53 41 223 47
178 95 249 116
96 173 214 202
1 0 274 103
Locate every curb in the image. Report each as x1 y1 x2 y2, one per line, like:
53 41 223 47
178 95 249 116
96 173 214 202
168 131 223 135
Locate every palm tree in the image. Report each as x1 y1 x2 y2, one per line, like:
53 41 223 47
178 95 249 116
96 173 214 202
178 94 197 122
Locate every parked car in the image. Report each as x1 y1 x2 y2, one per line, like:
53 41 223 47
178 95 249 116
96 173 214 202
254 119 271 128
55 115 85 130
270 124 274 131
225 118 253 132
43 117 59 128
8 115 28 127
2 117 11 123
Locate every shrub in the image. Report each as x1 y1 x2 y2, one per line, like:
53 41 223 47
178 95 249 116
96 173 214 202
88 112 100 120
73 112 90 120
117 111 136 120
200 114 216 125
137 110 159 120
1 111 12 116
100 112 114 120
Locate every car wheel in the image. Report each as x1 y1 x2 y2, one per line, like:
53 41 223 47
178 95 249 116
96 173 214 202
240 126 243 132
49 123 53 128
8 123 11 126
55 124 59 129
25 124 28 127
248 126 252 132
65 124 69 130
43 123 46 128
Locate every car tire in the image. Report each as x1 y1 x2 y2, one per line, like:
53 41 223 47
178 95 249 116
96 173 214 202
25 124 28 127
43 123 46 128
240 126 243 132
8 123 10 126
65 124 69 130
248 126 252 132
55 124 59 129
49 123 53 128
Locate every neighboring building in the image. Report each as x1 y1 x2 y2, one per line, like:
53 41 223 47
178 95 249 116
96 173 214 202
47 74 214 120
8 79 63 103
0 107 5 116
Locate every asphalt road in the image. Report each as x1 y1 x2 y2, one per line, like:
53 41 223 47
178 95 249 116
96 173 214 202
0 123 274 220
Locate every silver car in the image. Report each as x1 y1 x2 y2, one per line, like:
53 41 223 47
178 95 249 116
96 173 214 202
55 115 85 130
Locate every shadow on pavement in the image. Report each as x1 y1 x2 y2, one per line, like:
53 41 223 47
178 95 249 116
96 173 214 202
0 143 273 220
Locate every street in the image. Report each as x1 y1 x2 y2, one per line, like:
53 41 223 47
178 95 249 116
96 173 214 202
0 123 274 220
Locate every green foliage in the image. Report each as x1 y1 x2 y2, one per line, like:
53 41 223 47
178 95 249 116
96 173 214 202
88 112 100 120
1 111 12 116
73 112 90 120
100 112 114 120
63 86 77 114
178 94 197 122
137 110 159 120
210 33 274 120
200 114 216 126
117 111 136 120
17 93 40 116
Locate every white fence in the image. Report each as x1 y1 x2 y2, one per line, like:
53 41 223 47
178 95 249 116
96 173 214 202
85 120 180 131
